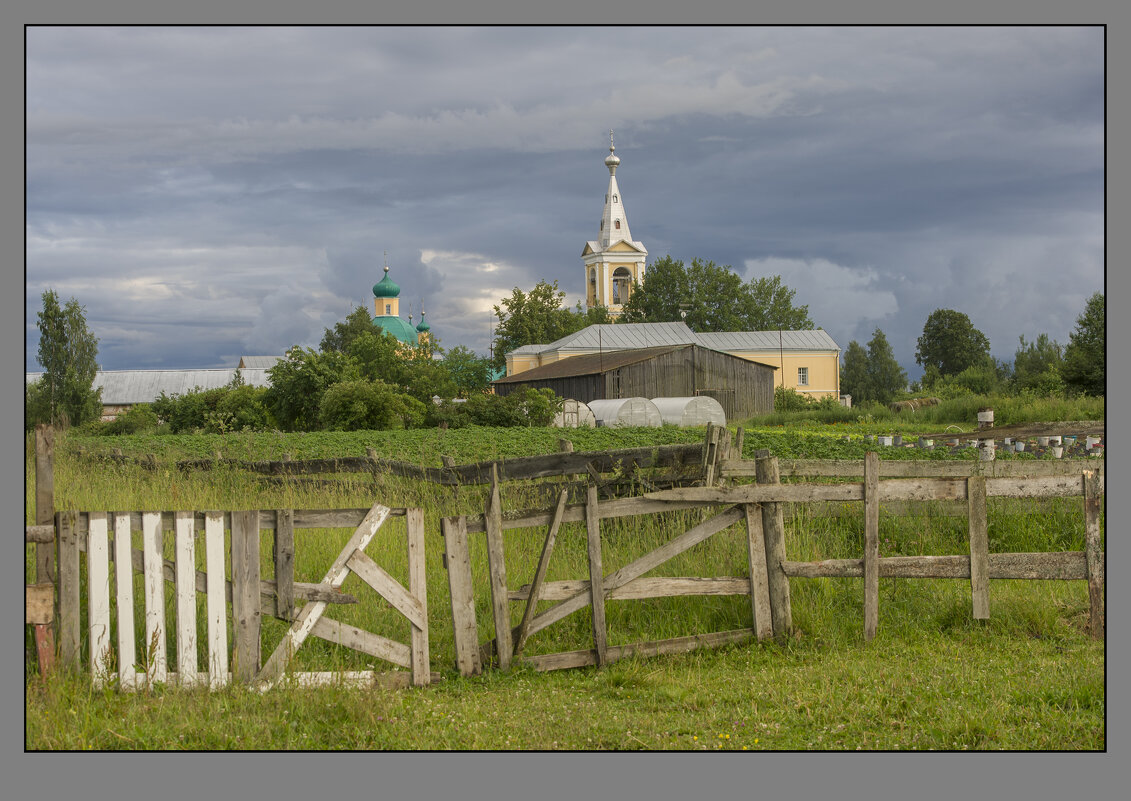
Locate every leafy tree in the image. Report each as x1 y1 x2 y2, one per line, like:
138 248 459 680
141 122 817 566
265 346 360 431
349 330 409 386
840 340 870 404
444 345 494 397
620 256 812 331
915 308 991 377
320 305 377 354
35 289 103 428
102 404 160 435
1012 334 1064 395
1062 292 1104 396
318 379 405 431
490 280 593 371
864 328 907 405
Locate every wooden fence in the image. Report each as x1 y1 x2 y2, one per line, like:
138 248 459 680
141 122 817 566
51 502 434 690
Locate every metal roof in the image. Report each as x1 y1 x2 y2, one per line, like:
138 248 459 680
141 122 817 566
544 321 698 352
694 329 840 352
237 356 284 369
27 369 272 405
494 345 693 383
510 322 838 359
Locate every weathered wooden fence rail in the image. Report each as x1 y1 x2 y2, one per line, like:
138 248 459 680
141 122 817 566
51 502 434 691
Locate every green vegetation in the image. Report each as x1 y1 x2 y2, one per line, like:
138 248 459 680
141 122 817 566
490 279 611 372
1062 291 1105 396
25 419 1103 750
27 289 103 430
620 256 812 332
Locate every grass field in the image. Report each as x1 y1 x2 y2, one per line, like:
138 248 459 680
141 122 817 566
25 424 1105 750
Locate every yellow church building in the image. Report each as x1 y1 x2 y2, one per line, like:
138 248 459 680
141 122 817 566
370 258 432 349
505 135 842 402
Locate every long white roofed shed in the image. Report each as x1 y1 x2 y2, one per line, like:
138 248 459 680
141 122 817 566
587 397 662 428
651 396 726 428
27 368 272 421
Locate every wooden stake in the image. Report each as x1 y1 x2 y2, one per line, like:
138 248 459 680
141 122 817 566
586 484 608 667
442 515 481 676
174 511 198 686
35 425 55 584
743 504 773 641
57 511 80 670
141 511 167 683
274 509 295 621
485 465 512 669
864 452 880 641
406 507 429 686
204 512 228 689
968 475 990 620
755 452 792 639
1083 471 1104 639
230 510 261 683
87 512 111 684
113 513 137 688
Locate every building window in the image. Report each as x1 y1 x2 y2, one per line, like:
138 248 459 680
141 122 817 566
385 303 391 315
797 367 809 386
614 220 621 230
613 194 618 203
612 267 632 305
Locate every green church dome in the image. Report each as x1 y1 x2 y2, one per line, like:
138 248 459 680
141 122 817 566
372 272 400 299
371 314 419 345
416 311 431 333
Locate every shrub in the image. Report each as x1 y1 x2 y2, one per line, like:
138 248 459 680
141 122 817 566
103 404 159 435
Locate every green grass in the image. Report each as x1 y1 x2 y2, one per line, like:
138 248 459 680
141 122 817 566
25 424 1104 750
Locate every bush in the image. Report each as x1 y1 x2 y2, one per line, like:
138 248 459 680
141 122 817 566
102 404 159 435
425 388 562 428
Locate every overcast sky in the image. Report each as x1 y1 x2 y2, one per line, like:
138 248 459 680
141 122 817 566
25 25 1104 379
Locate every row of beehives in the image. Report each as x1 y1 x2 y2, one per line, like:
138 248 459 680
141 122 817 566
552 396 726 429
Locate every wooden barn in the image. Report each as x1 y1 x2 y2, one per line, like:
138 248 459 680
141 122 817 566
493 344 777 421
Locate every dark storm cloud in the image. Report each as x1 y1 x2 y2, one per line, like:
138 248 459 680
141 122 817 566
27 26 1103 377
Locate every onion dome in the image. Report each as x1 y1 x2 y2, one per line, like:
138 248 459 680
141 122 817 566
370 314 419 345
604 129 620 174
416 310 431 333
372 263 400 299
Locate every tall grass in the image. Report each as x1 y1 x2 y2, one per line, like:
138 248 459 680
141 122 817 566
25 425 1104 750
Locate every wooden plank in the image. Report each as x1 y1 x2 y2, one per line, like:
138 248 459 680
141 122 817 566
509 576 753 602
864 452 880 642
141 511 167 683
230 510 261 683
1083 471 1104 639
56 511 80 670
346 549 427 631
756 454 792 639
586 484 608 667
271 670 444 691
744 504 773 642
255 502 390 689
968 476 990 621
986 475 1095 499
87 512 112 684
204 511 228 689
34 624 55 676
522 505 745 640
113 514 138 688
521 629 756 673
484 466 512 670
782 552 1094 580
36 425 55 584
309 617 412 669
274 509 295 621
405 507 429 686
174 511 198 686
726 458 1104 479
464 495 707 534
26 583 54 624
442 515 481 677
647 483 866 504
513 489 569 658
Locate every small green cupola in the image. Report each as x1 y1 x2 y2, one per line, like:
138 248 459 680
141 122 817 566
416 310 431 333
372 263 400 299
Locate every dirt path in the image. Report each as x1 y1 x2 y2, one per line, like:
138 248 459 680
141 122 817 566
916 420 1104 442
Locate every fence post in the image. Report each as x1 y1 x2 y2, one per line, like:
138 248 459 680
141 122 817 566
755 450 792 639
274 509 295 621
1083 471 1104 639
35 425 56 585
57 511 80 670
968 475 990 620
87 512 111 684
230 510 262 683
586 483 608 666
442 515 481 676
864 452 880 641
406 507 430 687
743 504 774 641
485 465 513 669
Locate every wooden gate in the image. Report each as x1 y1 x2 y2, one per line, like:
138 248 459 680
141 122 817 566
441 463 787 675
58 501 432 690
